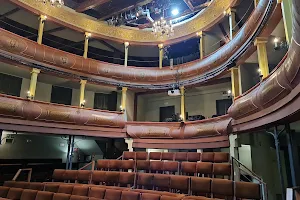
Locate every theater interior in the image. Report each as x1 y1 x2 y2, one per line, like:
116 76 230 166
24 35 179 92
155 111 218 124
0 0 299 199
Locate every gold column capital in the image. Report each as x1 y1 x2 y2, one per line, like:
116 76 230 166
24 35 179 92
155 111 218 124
180 86 185 93
39 15 47 22
225 8 236 16
31 68 41 74
80 79 87 85
196 31 204 37
124 42 130 47
254 37 268 46
277 0 282 3
158 43 164 49
85 32 91 38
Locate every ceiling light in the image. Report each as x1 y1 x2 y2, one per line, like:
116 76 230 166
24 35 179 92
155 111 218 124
172 9 179 16
274 37 280 43
37 0 64 7
227 90 232 95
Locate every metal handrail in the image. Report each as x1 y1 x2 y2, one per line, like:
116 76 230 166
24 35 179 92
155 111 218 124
12 168 32 182
79 161 95 171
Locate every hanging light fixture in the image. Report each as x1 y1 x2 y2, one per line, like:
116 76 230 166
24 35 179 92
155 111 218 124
152 17 174 38
37 0 64 7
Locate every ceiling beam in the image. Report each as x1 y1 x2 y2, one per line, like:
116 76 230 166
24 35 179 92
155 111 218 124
0 8 20 20
218 24 230 42
76 0 111 13
183 0 194 11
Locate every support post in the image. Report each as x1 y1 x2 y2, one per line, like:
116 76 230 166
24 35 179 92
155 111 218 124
255 38 269 78
83 32 91 59
158 44 164 69
125 138 133 152
66 136 71 170
79 80 87 108
277 0 293 44
180 86 185 122
197 31 205 59
28 68 40 100
121 87 127 112
69 136 75 170
227 8 237 40
285 124 297 187
37 15 47 45
230 67 241 98
124 42 129 67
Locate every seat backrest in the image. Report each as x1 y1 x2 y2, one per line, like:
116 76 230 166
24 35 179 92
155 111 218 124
0 186 10 198
150 161 164 173
119 172 136 186
149 152 162 160
161 152 174 161
201 153 214 162
140 193 160 200
160 195 182 200
235 182 261 199
181 162 196 174
77 170 91 183
71 186 89 197
212 163 231 177
109 160 123 171
211 179 233 198
120 191 139 200
20 189 38 200
88 187 106 199
64 170 78 182
29 183 44 191
105 171 120 185
174 152 187 162
52 169 66 181
170 175 189 192
190 177 211 196
104 189 122 200
136 152 148 160
136 160 150 171
187 152 201 162
153 174 170 191
196 162 213 176
35 191 54 200
97 160 110 170
137 173 154 188
120 160 135 171
213 152 229 163
69 195 88 200
163 161 179 173
14 182 30 189
53 193 71 200
58 184 74 194
123 152 136 160
3 181 16 188
7 188 23 200
44 184 60 193
92 171 107 184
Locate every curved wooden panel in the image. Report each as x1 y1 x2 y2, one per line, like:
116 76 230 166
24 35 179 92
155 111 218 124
126 115 231 139
0 0 272 89
0 94 125 128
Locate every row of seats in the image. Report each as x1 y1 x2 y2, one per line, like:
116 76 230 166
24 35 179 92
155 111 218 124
96 160 231 177
122 152 229 163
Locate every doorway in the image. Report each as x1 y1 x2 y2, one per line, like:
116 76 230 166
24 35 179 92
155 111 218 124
159 106 175 122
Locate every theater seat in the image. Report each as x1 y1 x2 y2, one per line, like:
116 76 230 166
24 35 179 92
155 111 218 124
6 188 23 200
104 189 122 200
137 173 154 189
211 179 233 199
119 172 135 187
190 177 211 196
58 184 74 194
64 170 78 183
214 152 229 163
52 169 66 182
120 191 139 200
29 183 44 191
136 161 150 172
162 152 174 161
149 152 161 160
77 170 91 183
181 162 196 175
187 153 201 162
196 162 213 177
14 182 30 189
201 153 214 162
3 181 16 188
163 161 179 174
44 184 60 193
69 195 88 200
0 187 9 198
106 171 120 186
153 174 170 191
120 160 135 172
35 191 54 200
150 161 164 173
235 182 261 199
140 193 160 200
72 186 89 197
97 160 109 170
212 163 231 178
123 152 136 160
109 160 122 171
170 175 189 193
136 152 148 160
20 189 37 200
88 187 106 199
174 152 187 162
53 193 71 200
92 171 106 185
160 195 182 200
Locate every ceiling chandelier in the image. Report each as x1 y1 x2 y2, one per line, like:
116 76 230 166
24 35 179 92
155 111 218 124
37 0 64 7
152 17 174 37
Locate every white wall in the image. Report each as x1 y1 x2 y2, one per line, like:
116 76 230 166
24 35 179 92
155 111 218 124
204 34 221 56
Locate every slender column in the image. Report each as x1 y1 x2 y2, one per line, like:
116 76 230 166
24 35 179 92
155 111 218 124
227 8 237 40
277 0 292 44
37 15 47 45
121 87 127 112
158 44 164 69
28 68 40 99
197 31 205 60
180 86 185 122
79 80 87 107
125 138 133 152
124 42 129 67
254 38 269 78
83 32 91 59
231 67 241 98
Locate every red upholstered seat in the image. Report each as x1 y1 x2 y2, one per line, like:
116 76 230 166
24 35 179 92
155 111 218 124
160 195 182 200
187 153 201 162
44 184 60 193
104 189 122 200
119 172 135 187
137 173 154 189
153 174 170 191
140 193 160 200
72 186 89 196
88 187 106 199
3 181 16 188
120 160 135 171
211 179 233 199
14 182 30 189
162 152 174 161
92 171 107 184
213 152 229 163
20 189 37 200
174 152 187 162
123 151 136 160
35 191 54 200
181 162 196 175
7 188 23 200
64 170 78 182
136 152 148 160
235 182 261 199
120 191 140 200
53 169 66 181
149 152 162 160
109 160 123 171
196 162 213 177
97 160 110 170
29 182 44 191
53 193 71 200
106 171 120 186
201 153 214 162
163 161 179 174
212 163 231 177
190 177 211 196
77 170 91 183
136 161 150 172
58 184 74 194
150 161 164 173
0 187 9 198
170 175 189 193
69 195 88 200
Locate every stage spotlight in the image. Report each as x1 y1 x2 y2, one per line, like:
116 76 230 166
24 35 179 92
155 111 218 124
172 9 179 16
